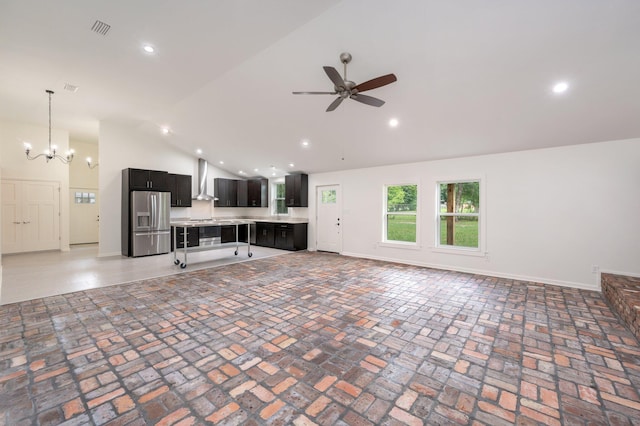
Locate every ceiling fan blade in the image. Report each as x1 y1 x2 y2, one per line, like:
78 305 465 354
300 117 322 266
354 74 397 93
350 93 385 107
326 97 344 112
323 66 346 89
292 91 337 95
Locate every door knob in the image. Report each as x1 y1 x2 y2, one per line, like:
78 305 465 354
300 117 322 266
23 221 30 224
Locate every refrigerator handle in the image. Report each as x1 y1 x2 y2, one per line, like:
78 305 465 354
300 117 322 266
151 194 156 228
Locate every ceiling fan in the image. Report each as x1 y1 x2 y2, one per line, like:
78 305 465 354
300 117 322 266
293 52 397 112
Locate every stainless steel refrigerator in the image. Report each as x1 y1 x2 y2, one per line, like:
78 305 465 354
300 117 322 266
130 191 171 257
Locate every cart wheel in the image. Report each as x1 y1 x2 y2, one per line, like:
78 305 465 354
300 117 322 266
174 259 180 265
248 252 253 257
180 263 187 269
234 250 238 256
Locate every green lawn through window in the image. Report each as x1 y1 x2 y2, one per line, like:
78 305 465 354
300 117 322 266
387 215 416 242
439 217 478 247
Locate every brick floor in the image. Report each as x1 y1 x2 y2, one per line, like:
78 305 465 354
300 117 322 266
1 252 640 425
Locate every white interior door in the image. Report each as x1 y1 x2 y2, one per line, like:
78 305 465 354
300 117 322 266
70 187 99 244
316 184 342 253
1 181 21 253
1 179 60 253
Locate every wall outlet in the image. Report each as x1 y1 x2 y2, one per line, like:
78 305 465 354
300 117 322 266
591 265 600 273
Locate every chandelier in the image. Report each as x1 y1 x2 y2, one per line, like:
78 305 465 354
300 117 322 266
24 90 74 164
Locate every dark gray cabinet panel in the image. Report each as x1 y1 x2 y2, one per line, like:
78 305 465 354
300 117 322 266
214 178 238 207
168 173 192 207
285 174 308 207
125 168 169 191
237 180 248 207
256 222 275 247
255 222 307 251
171 227 199 250
215 178 268 208
248 179 268 207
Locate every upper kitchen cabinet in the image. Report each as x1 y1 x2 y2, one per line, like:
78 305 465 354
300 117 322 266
214 178 237 207
168 173 192 207
123 168 169 191
285 173 308 207
248 179 268 207
236 180 248 207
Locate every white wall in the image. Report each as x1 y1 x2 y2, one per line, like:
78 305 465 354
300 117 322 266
69 139 99 189
0 120 71 252
308 138 640 291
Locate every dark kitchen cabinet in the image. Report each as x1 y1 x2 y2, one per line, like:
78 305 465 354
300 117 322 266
214 178 237 207
236 180 248 207
168 173 192 207
256 222 275 247
125 168 169 191
274 223 308 251
171 227 199 250
285 174 308 207
248 179 268 207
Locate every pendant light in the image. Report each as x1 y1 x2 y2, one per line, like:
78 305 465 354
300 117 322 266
24 90 74 164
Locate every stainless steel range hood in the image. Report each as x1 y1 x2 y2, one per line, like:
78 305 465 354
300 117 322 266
193 158 218 201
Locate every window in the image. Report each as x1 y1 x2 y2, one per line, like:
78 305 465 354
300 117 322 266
321 189 336 204
272 183 288 215
437 181 480 249
75 191 96 204
384 184 417 243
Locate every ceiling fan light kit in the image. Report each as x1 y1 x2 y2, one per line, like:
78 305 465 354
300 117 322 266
293 52 397 112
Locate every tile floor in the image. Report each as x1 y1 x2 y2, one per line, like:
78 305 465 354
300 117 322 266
0 244 286 305
1 252 640 425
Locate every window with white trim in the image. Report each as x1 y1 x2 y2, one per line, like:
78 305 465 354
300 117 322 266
272 182 288 215
436 180 480 249
384 184 418 243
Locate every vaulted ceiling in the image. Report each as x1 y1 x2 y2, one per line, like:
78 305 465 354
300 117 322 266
1 0 639 177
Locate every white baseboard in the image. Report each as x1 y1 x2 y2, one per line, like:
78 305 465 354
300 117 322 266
340 251 599 292
98 251 123 258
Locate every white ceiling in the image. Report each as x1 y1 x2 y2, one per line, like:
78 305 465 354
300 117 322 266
1 0 639 177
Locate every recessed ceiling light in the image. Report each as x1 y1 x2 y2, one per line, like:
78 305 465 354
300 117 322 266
196 149 202 155
143 44 155 54
272 172 276 176
219 161 224 165
238 170 245 175
161 127 170 135
301 139 310 147
289 163 294 167
254 168 259 172
552 81 569 94
389 118 399 128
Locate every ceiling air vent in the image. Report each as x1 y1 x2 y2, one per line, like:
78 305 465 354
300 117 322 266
64 83 79 93
91 20 111 36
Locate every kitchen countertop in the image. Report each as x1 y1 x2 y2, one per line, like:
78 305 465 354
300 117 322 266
171 217 308 226
170 218 255 227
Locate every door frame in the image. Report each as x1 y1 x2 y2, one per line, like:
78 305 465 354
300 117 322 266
315 184 342 253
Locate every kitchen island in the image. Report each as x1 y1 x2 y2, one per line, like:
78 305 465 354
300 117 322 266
170 219 254 268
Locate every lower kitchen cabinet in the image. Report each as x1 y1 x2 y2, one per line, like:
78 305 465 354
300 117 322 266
220 225 248 243
256 223 275 247
171 227 199 250
256 222 307 251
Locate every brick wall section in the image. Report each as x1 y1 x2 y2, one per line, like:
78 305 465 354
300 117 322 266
602 273 640 341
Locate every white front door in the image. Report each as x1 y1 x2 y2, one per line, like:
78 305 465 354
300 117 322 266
1 179 61 253
316 184 342 253
70 188 99 244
